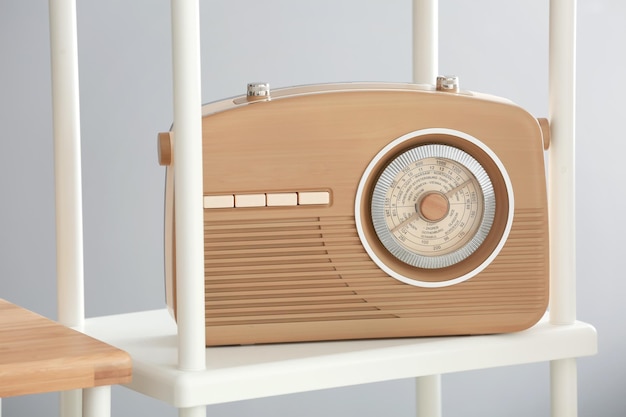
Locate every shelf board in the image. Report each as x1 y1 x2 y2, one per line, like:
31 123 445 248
0 299 131 398
83 308 596 408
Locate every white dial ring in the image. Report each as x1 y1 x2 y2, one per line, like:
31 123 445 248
354 128 515 288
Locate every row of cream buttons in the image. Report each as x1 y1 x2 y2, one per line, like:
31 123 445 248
204 191 330 209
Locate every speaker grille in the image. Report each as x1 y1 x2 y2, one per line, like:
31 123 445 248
204 210 547 326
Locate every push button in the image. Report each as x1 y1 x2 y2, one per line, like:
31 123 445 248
235 194 267 207
298 191 330 205
267 193 298 207
203 195 234 209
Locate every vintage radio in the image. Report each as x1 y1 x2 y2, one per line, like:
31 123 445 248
158 78 550 346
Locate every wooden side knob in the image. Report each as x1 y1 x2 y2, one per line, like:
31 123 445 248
158 131 173 166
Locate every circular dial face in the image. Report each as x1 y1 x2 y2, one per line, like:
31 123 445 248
371 144 496 269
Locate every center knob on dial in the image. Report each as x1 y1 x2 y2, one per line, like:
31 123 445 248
418 192 449 222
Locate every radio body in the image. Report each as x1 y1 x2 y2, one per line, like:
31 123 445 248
159 82 549 346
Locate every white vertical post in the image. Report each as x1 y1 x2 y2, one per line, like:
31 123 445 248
49 1 86 415
551 359 578 417
548 0 577 327
82 386 111 417
549 1 578 416
60 390 82 417
416 375 442 417
412 0 438 85
412 2 442 417
179 407 207 417
170 0 206 379
48 0 84 329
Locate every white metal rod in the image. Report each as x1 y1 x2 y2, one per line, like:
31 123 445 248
548 3 579 413
551 358 578 417
548 0 577 325
82 386 111 417
60 390 82 417
50 2 85 411
412 0 438 84
179 406 207 417
413 4 442 417
49 0 85 329
171 0 206 372
416 375 442 417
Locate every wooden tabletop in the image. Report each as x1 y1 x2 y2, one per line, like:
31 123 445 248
0 298 131 398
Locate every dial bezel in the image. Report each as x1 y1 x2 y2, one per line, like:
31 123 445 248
355 128 515 288
371 144 496 269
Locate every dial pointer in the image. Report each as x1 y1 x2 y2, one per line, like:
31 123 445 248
391 211 420 234
445 179 472 197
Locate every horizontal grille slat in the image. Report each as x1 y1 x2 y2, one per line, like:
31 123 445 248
206 303 543 326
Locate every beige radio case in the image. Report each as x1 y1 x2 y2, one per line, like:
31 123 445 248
159 83 549 346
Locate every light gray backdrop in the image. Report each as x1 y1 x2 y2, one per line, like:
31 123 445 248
0 0 622 416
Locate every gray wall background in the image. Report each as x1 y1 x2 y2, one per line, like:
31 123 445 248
0 0 622 415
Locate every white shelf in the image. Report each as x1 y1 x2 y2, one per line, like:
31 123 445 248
83 309 597 408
